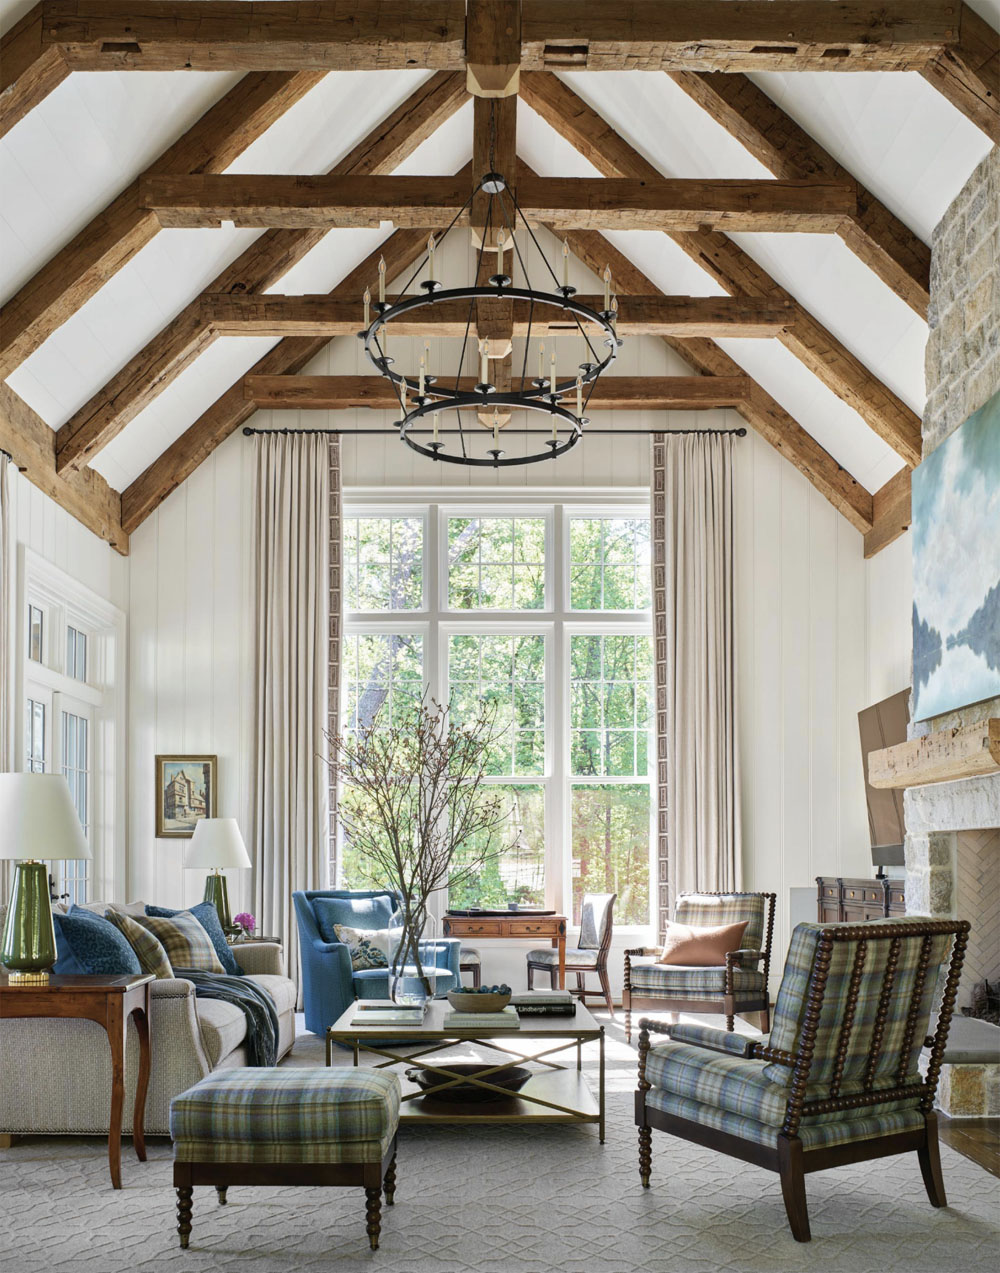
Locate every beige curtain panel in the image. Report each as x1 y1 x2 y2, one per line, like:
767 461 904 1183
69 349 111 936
251 433 339 998
651 433 742 932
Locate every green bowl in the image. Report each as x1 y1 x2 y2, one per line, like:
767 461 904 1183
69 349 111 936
447 989 511 1013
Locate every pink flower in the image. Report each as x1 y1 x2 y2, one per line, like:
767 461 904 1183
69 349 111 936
234 912 256 935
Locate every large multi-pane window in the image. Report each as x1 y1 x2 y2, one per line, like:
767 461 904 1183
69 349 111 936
338 505 654 930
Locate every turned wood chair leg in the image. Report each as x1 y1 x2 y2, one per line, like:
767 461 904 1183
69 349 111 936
365 1186 382 1251
759 1002 771 1034
550 964 558 990
176 1185 193 1249
625 1008 631 1043
384 1153 397 1206
724 994 736 1032
527 962 534 990
599 968 614 1018
918 1115 948 1208
638 1124 652 1188
216 1186 228 1205
777 1136 811 1242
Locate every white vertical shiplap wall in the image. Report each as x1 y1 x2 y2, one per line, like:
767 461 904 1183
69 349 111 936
865 530 913 704
126 438 256 915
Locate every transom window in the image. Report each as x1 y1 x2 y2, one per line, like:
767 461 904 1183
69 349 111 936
337 502 654 931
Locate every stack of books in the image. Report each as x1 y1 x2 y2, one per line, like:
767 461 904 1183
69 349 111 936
353 1000 427 1027
442 1005 521 1029
510 992 577 1017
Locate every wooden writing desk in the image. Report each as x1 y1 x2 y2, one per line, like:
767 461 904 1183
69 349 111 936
442 913 568 989
0 972 154 1188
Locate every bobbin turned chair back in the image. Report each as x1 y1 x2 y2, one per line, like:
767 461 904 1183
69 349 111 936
761 918 968 1121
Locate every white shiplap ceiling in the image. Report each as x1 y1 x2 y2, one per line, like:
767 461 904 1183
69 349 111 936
1 1 996 502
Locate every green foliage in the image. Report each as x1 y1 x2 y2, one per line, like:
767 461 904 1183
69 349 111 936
448 785 545 909
570 517 651 611
571 785 650 926
447 517 546 610
345 517 423 611
570 633 652 777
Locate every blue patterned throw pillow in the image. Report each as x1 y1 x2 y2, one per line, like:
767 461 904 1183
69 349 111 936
145 902 242 976
333 923 390 971
53 907 142 976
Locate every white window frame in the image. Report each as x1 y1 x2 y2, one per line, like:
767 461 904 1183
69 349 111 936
342 506 430 618
16 548 127 902
340 491 654 937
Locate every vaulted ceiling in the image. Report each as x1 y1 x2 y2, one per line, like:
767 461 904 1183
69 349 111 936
1 1 998 558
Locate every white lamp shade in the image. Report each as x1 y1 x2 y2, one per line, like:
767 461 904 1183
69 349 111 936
185 818 252 869
0 772 91 861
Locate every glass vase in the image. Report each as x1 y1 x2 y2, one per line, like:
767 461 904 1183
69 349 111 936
388 912 441 1006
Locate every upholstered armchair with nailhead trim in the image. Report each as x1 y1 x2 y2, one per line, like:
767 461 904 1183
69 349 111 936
634 916 969 1242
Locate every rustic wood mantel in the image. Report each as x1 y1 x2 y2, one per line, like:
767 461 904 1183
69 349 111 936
868 717 1000 790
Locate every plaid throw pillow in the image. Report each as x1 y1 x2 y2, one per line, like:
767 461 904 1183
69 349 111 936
105 908 174 979
130 910 224 973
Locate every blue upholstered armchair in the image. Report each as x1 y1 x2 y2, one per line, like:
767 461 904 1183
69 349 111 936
293 889 462 1035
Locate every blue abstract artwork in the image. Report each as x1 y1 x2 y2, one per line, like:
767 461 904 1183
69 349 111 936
912 388 1000 721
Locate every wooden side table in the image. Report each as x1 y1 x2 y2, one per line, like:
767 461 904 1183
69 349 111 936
0 972 154 1189
443 914 568 989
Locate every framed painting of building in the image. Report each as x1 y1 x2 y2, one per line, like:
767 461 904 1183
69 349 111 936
155 755 217 838
911 387 1000 721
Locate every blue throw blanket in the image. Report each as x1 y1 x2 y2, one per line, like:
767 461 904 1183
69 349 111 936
173 969 279 1067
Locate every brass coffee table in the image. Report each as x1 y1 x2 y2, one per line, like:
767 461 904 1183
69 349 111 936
327 999 605 1142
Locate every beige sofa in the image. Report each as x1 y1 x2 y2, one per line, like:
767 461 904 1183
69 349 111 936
0 904 296 1137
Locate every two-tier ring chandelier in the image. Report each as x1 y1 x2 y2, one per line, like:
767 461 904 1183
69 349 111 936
358 170 622 467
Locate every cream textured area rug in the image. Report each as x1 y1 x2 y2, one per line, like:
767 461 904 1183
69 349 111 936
1 1020 997 1273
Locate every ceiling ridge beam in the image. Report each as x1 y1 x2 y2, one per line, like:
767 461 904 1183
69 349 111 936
119 228 430 534
138 172 859 233
0 68 326 378
519 71 922 468
0 4 69 137
53 70 467 475
0 383 128 554
32 2 958 75
920 4 999 140
558 223 873 534
666 70 931 316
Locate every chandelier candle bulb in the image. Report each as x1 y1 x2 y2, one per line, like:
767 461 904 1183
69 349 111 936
419 355 425 397
363 287 370 328
603 266 612 312
611 295 619 329
427 234 435 280
480 338 490 386
563 239 570 287
576 375 583 415
550 344 556 396
433 412 439 443
538 342 544 382
378 256 386 305
497 228 505 278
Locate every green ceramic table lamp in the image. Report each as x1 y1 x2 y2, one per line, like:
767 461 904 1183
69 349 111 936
185 817 252 935
0 772 91 983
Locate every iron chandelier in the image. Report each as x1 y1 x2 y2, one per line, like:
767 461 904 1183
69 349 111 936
358 171 622 467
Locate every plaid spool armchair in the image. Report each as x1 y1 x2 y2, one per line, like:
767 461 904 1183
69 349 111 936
623 891 776 1042
635 916 969 1242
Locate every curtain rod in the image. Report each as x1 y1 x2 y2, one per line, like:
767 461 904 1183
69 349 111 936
242 427 747 438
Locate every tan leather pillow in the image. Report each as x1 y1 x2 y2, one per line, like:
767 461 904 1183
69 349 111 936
657 920 748 967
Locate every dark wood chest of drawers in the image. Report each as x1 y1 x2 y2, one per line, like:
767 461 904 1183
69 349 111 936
816 877 905 923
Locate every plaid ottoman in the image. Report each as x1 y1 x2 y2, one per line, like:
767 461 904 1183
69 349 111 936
170 1067 400 1251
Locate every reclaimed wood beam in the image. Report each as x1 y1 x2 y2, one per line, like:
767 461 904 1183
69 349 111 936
242 373 752 410
560 224 873 534
201 291 797 338
868 718 1000 789
520 72 923 468
140 172 858 232
0 4 68 137
667 70 931 316
0 384 128 554
36 2 955 74
119 230 431 534
920 5 999 140
863 466 912 558
54 71 466 475
466 0 520 97
0 69 324 379
45 0 467 71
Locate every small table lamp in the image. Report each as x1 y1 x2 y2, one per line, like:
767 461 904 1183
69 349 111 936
0 772 91 983
185 818 252 934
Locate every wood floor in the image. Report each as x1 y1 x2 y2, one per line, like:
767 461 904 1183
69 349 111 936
938 1116 1000 1178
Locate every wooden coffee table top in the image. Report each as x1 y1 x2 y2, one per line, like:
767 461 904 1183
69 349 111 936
328 998 602 1041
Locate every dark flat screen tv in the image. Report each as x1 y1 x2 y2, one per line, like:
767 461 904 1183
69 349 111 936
858 688 910 872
